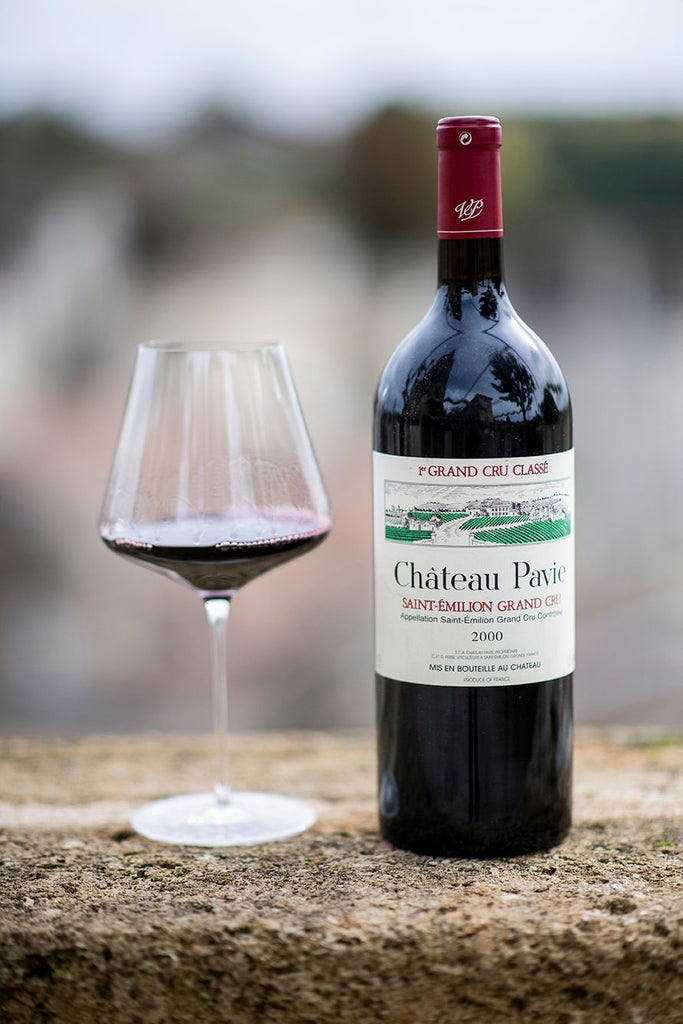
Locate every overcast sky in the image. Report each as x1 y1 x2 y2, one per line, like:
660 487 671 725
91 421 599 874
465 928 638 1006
1 0 682 139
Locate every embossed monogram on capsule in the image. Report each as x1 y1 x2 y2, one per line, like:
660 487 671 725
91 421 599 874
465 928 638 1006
455 199 484 221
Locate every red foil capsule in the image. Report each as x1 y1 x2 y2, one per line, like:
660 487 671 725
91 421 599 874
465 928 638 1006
436 115 504 240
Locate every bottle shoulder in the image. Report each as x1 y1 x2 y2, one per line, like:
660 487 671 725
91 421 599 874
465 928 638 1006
374 283 571 459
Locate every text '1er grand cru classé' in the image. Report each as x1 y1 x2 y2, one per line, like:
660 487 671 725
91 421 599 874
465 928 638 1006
372 116 574 857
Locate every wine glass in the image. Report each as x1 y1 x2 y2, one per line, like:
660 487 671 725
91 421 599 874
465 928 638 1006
99 341 331 846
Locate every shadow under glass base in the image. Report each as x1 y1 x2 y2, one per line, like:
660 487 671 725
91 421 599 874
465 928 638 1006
131 790 317 847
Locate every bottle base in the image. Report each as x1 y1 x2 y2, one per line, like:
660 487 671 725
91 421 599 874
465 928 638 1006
380 816 571 859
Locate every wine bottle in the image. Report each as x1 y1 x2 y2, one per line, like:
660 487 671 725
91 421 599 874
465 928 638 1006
372 116 574 857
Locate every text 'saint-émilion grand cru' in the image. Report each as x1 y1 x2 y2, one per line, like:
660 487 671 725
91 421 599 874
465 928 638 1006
372 116 574 856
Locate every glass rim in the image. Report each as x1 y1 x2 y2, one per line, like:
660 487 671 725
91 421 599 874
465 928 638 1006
140 339 284 354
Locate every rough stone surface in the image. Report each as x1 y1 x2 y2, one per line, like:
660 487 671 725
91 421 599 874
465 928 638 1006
0 729 681 1023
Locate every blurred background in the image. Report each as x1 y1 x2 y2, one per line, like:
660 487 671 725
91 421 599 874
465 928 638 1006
1 0 682 735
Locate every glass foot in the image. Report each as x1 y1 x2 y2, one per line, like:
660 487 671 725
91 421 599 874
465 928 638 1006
131 790 317 847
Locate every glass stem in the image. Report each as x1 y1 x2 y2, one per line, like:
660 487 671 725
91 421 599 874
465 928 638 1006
204 597 232 805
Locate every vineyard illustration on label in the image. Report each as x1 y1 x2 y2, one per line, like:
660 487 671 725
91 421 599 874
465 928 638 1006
384 478 571 547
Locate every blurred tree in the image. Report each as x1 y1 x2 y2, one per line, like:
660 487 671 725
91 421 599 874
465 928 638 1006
0 113 120 258
339 104 435 249
546 118 683 215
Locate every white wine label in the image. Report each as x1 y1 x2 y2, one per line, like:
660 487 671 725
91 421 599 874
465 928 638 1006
373 450 575 687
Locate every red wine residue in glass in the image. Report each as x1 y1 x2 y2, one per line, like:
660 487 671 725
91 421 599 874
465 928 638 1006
101 510 330 595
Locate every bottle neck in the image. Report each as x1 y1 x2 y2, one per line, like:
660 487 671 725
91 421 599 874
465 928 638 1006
435 117 504 290
437 238 504 288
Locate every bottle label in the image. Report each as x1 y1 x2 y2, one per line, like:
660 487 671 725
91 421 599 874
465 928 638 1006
373 451 575 687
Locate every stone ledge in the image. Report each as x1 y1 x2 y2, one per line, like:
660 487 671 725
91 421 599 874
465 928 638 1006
0 729 681 1023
